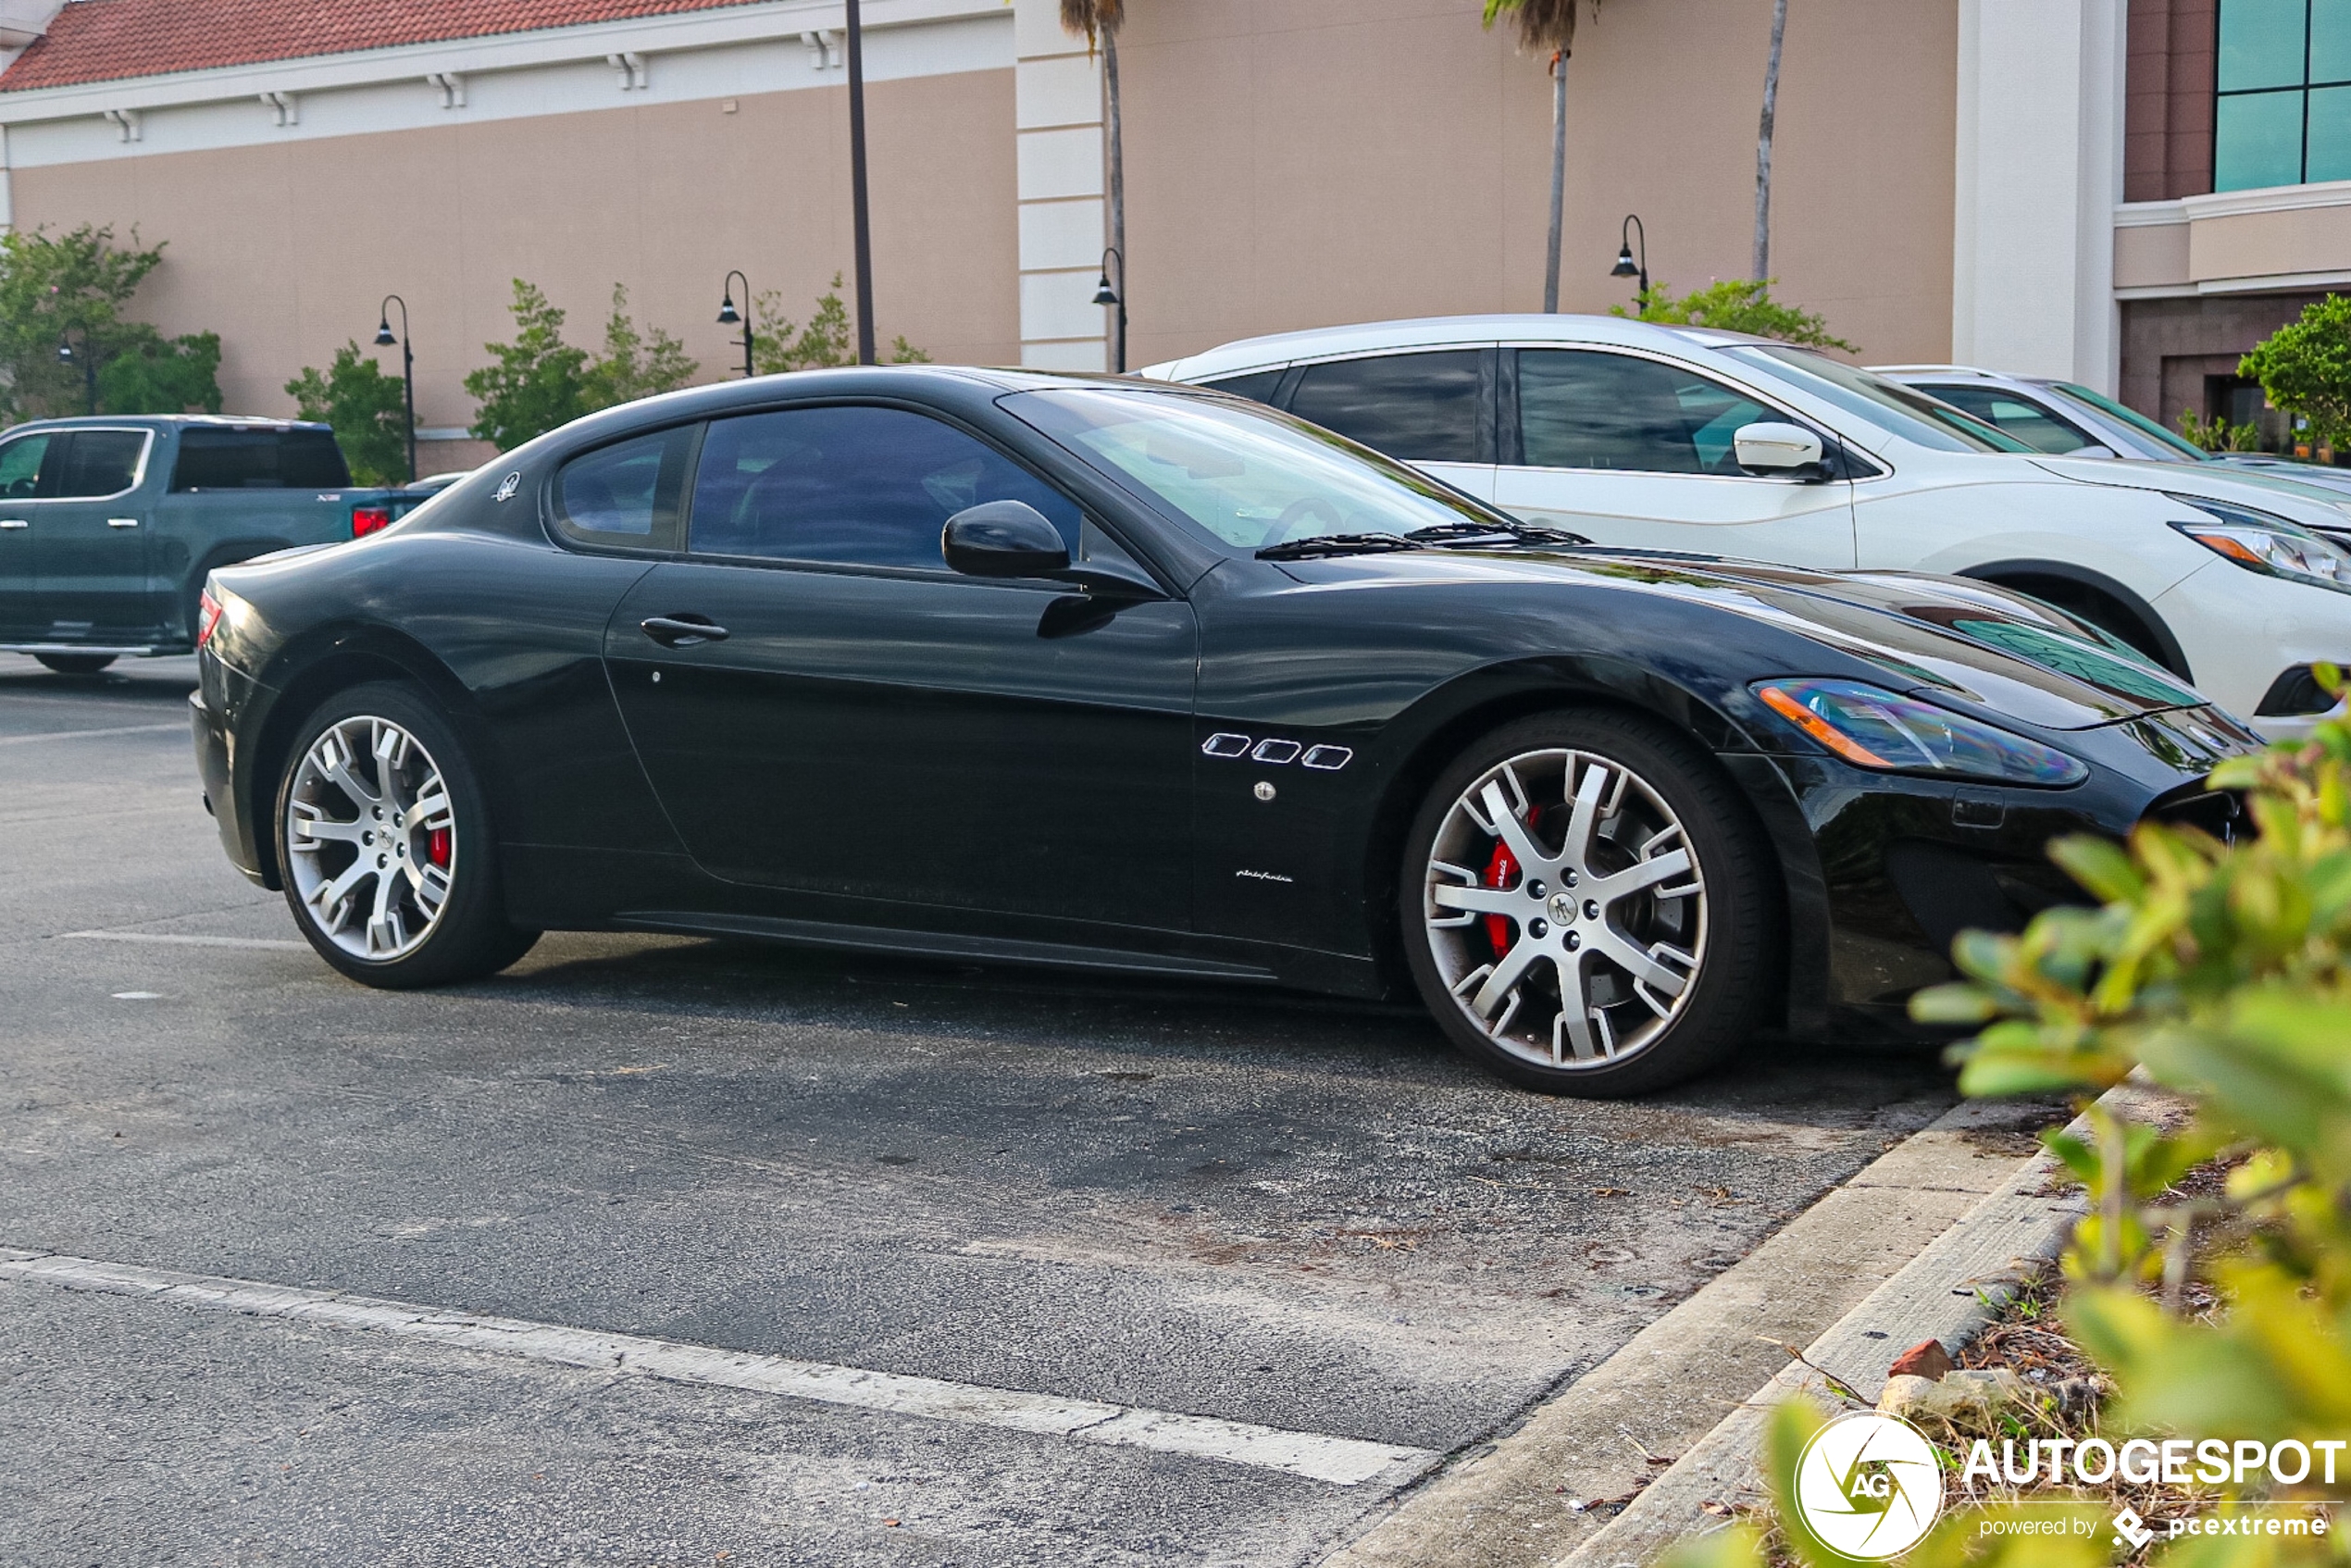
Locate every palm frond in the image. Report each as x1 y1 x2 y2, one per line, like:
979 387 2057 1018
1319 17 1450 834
1482 0 1580 56
1060 0 1125 47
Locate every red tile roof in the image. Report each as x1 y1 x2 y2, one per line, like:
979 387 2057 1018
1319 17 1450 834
1 0 766 93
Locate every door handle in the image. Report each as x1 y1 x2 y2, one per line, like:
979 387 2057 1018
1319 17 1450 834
106 517 140 529
640 614 729 648
0 519 25 530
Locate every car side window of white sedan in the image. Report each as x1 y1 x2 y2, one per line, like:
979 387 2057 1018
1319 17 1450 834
1515 349 1777 477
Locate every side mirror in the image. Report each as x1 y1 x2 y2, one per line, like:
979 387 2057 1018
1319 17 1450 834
942 500 1070 578
1733 421 1827 478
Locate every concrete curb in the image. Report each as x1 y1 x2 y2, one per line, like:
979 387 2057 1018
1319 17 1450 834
1313 1093 2078 1568
1558 1077 2176 1568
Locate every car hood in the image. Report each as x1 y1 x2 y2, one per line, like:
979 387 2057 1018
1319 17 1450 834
1337 546 2220 731
2031 454 2351 532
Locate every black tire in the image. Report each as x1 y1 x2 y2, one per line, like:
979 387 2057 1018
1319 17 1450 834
34 653 116 676
273 680 539 989
1399 708 1776 1097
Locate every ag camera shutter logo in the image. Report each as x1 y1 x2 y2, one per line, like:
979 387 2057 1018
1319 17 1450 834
1791 1412 1945 1560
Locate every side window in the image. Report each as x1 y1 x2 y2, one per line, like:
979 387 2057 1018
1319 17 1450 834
688 405 1082 570
1516 350 1777 476
170 428 349 491
0 434 52 500
1286 351 1490 464
56 430 147 498
1919 386 2094 455
554 427 693 548
1200 368 1287 404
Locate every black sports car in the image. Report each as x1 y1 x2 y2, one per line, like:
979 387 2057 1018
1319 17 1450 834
193 368 2254 1095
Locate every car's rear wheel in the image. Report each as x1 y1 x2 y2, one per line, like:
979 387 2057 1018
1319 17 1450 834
275 682 539 988
34 653 115 675
1399 710 1773 1097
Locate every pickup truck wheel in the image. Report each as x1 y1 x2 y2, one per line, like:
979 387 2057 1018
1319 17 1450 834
34 653 116 676
275 681 539 989
1400 709 1774 1098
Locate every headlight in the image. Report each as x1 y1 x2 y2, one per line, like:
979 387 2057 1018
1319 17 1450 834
2168 495 2351 593
1752 678 2088 786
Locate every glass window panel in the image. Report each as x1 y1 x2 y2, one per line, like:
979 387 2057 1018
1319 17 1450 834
2217 89 2307 189
1917 386 2096 454
1200 368 1287 404
0 434 50 500
2313 0 2351 81
57 430 146 497
2309 83 2351 178
1517 350 1774 474
2220 0 2310 90
689 405 1080 569
558 430 669 536
1286 351 1488 464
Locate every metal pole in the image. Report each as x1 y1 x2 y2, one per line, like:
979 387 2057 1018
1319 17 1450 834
81 331 96 416
402 336 417 484
1545 52 1565 314
844 0 877 366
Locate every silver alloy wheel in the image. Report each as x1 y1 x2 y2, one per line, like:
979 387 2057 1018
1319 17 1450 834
1422 748 1708 1070
284 715 456 961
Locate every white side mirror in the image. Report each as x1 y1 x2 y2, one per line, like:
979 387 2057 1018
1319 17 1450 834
1733 422 1826 475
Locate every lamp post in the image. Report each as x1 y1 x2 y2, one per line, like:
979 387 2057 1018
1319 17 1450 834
1092 247 1126 374
844 0 877 365
373 295 417 484
717 271 754 379
1611 215 1649 316
56 327 96 415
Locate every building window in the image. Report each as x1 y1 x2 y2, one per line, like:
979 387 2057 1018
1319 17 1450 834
2217 0 2351 190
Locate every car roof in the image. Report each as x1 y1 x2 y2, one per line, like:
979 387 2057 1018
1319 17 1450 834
2 413 337 432
1140 314 1769 382
1872 365 2061 391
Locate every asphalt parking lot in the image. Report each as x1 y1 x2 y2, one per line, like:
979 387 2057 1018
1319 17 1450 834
1 655 1964 1567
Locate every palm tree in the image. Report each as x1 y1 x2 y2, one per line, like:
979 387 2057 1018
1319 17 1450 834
1062 0 1126 371
1484 0 1586 313
1753 0 1787 280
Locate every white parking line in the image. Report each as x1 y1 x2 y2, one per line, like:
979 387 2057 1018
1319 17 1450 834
0 722 185 746
0 1248 1436 1487
57 930 307 952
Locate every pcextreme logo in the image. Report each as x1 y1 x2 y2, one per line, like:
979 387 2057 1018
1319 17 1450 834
1791 1412 1947 1560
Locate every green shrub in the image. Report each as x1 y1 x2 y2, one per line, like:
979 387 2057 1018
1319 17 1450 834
286 342 407 485
751 273 929 373
2239 294 2351 455
1613 278 1855 353
2177 407 2264 454
0 225 223 420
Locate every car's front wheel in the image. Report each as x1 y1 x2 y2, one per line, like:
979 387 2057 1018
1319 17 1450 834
1399 710 1774 1096
275 682 539 988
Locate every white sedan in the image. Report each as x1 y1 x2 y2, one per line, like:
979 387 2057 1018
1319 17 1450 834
1143 316 2351 738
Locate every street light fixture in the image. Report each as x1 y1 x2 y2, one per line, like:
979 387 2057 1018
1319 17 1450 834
56 327 95 415
718 270 754 379
375 294 417 484
1611 214 1650 314
1092 247 1127 374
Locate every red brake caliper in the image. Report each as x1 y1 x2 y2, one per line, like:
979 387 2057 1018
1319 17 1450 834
1482 838 1519 954
428 828 452 867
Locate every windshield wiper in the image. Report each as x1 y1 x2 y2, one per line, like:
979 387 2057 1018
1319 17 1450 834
1255 532 1432 560
1403 520 1593 548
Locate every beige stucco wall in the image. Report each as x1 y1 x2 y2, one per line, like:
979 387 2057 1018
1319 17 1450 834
1116 0 1959 367
10 67 1018 467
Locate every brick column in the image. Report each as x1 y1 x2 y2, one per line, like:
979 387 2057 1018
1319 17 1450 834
1014 0 1107 369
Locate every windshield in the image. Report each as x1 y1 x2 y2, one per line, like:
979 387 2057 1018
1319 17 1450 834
1002 387 1509 552
2047 382 2212 461
1719 345 2037 454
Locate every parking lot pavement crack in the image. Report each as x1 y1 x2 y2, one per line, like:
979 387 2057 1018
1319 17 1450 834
0 1247 1439 1489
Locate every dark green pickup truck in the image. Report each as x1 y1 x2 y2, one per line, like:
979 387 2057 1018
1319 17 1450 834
0 414 427 673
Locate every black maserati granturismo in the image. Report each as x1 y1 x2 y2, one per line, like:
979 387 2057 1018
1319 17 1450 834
193 367 2252 1095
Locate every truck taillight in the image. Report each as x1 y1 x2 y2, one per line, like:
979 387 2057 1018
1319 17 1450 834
352 504 392 537
195 587 224 648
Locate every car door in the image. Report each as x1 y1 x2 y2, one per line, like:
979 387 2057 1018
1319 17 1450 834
0 429 54 639
30 429 155 641
603 403 1200 934
1277 349 1499 502
1491 347 1857 566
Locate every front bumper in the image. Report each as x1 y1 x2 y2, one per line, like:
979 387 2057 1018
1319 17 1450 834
2152 558 2351 741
